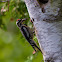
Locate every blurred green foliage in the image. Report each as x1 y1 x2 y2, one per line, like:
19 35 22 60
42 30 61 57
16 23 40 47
0 0 43 62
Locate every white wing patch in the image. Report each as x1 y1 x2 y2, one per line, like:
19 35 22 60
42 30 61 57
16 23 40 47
23 27 29 37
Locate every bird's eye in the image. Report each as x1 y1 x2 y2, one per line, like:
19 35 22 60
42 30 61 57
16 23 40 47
18 22 21 27
16 20 21 27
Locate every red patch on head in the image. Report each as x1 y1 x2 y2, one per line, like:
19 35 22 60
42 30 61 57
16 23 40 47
17 19 20 21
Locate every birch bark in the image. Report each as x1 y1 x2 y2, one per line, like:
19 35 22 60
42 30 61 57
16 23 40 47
24 0 62 62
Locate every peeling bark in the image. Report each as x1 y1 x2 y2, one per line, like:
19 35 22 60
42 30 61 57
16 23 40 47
24 0 62 62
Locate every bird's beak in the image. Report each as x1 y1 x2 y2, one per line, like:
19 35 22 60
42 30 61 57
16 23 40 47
22 18 28 22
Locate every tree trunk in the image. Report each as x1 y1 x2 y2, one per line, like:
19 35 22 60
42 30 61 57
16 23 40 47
24 0 62 62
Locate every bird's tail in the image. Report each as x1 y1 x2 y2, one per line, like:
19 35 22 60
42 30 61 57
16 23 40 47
29 39 42 54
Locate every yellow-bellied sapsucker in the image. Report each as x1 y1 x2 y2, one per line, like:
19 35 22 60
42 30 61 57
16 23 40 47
16 18 42 53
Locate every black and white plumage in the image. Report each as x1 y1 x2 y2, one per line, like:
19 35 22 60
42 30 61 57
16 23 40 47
16 19 42 53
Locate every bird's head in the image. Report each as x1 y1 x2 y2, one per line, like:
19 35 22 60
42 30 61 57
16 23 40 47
16 18 27 27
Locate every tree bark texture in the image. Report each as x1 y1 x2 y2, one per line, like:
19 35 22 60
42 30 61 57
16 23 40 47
24 0 62 62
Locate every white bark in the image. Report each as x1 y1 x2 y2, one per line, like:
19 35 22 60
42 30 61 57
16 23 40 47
24 0 62 62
